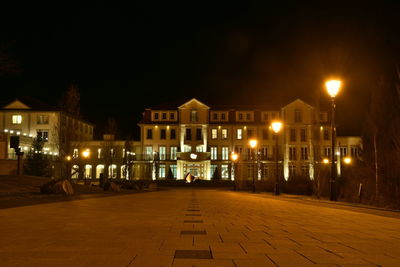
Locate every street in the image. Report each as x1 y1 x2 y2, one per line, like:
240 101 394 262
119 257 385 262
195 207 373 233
1 188 399 266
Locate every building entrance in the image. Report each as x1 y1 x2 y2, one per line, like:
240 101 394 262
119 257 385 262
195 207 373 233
177 160 211 180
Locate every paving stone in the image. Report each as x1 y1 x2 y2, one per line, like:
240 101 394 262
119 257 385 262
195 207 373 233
174 249 213 259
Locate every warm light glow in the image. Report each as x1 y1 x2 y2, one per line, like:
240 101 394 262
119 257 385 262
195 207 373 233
82 150 90 158
66 156 72 161
231 152 238 162
249 139 258 148
320 126 323 131
343 157 352 164
4 129 8 132
271 120 283 133
325 80 341 98
323 158 329 164
190 153 197 159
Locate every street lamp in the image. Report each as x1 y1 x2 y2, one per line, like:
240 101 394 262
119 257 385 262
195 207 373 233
271 120 283 195
230 152 239 191
325 79 341 201
249 139 258 192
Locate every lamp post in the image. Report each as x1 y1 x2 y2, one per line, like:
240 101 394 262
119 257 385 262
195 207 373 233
66 155 72 180
325 79 341 201
271 120 283 195
230 152 239 191
249 139 258 193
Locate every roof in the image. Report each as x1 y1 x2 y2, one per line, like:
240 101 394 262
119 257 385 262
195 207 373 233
1 96 59 111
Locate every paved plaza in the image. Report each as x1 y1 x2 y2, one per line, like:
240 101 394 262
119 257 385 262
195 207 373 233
1 188 400 266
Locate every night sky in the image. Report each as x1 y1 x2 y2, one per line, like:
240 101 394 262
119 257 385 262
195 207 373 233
0 2 399 139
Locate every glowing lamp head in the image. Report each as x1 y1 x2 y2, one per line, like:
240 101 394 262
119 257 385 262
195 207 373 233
271 121 283 134
325 80 341 98
322 158 329 164
249 139 258 148
230 152 238 162
66 155 71 161
82 150 90 158
343 157 352 164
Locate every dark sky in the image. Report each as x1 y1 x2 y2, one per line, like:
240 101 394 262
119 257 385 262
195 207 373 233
0 2 399 139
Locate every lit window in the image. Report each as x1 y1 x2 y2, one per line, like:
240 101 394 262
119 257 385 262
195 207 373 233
170 146 177 160
211 129 218 139
159 146 166 160
84 165 92 179
221 165 229 178
211 147 217 160
236 129 243 140
170 165 177 178
222 147 229 160
159 165 166 178
190 110 198 122
73 149 79 158
98 148 102 159
145 146 153 159
37 130 49 142
221 129 228 139
108 165 117 178
12 115 22 124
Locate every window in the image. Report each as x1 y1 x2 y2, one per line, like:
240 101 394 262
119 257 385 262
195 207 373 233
289 165 296 177
73 148 79 158
108 165 117 178
301 147 308 160
324 147 331 157
238 113 243 121
145 146 153 159
221 129 228 139
37 115 49 124
170 113 175 120
159 165 166 178
147 129 153 139
211 129 218 139
190 109 198 122
290 128 296 142
246 113 251 120
221 165 229 178
289 147 297 161
247 129 253 138
211 147 217 160
170 165 177 178
295 109 302 122
162 113 167 120
213 113 218 120
271 112 276 119
37 130 49 142
350 146 358 157
84 165 92 179
222 147 229 160
221 113 226 121
170 146 177 160
236 129 243 140
154 113 159 120
323 129 330 140
96 165 105 178
98 148 102 159
110 148 115 158
160 129 166 140
210 165 217 177
263 113 269 121
12 115 22 124
184 145 191 152
260 147 268 160
340 147 347 157
300 128 306 142
262 129 269 140
170 129 176 139
196 128 202 140
196 145 203 152
159 146 166 160
186 128 192 140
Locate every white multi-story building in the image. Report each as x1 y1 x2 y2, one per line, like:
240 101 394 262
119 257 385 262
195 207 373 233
0 97 94 159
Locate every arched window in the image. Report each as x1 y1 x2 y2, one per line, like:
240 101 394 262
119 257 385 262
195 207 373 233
108 164 117 178
84 165 92 179
96 165 104 179
71 165 79 179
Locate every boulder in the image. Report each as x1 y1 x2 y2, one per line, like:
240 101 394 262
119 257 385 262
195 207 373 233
40 179 74 196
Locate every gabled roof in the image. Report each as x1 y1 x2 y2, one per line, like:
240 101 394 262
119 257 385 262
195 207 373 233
178 98 210 109
282 98 314 109
1 96 59 111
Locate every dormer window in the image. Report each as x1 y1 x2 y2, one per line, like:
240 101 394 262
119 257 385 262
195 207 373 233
190 109 198 122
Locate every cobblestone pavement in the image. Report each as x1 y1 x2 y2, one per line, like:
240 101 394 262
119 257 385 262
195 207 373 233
1 188 399 266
